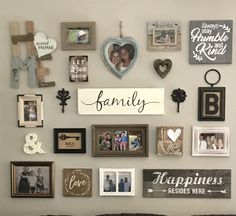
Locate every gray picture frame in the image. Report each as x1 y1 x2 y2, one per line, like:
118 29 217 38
101 36 140 79
61 22 96 50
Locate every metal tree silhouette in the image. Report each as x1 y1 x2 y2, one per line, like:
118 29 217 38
56 88 71 113
171 88 187 113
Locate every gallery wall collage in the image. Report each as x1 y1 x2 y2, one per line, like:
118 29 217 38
8 18 232 207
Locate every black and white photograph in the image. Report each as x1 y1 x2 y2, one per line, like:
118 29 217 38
103 171 116 192
153 29 177 46
118 172 131 192
11 161 54 198
17 94 43 127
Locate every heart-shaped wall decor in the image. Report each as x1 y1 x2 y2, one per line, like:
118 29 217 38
154 59 172 79
101 36 139 79
167 128 181 142
34 32 57 58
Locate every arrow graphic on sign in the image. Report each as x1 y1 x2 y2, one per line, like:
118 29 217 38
207 189 227 194
147 188 167 193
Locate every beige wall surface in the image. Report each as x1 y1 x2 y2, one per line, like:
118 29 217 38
0 0 236 215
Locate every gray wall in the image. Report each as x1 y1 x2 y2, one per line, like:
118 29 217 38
0 0 235 215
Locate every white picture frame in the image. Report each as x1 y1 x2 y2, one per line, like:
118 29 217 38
99 168 135 196
192 126 230 157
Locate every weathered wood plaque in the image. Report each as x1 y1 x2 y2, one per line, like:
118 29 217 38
143 169 231 198
189 20 233 64
63 168 92 197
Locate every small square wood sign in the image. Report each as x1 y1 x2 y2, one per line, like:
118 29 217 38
63 169 92 197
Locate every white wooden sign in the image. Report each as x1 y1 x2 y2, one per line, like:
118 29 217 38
77 88 164 115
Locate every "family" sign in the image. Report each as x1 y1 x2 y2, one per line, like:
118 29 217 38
77 88 164 115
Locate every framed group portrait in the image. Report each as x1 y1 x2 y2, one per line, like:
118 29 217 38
192 126 230 157
92 124 149 157
99 168 135 196
61 22 96 50
54 128 86 153
17 94 43 127
11 161 54 198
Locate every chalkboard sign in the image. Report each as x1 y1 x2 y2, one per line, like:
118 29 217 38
143 169 231 198
189 20 233 64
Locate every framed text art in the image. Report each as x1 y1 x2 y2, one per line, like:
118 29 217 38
147 20 181 51
17 94 43 127
143 169 231 198
61 22 96 50
92 124 148 157
192 126 229 157
54 128 86 153
99 168 135 196
69 56 88 82
63 168 92 197
189 20 233 64
77 88 164 115
11 161 54 198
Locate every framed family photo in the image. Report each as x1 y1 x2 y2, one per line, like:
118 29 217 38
54 128 86 153
92 124 149 157
61 22 96 50
11 161 54 198
147 20 181 51
192 126 230 156
17 94 43 127
99 168 135 196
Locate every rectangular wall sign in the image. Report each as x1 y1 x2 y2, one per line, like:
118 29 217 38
189 20 233 64
77 88 164 115
143 169 231 198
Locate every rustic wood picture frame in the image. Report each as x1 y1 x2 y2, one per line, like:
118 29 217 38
54 128 86 153
17 94 43 127
61 22 96 50
11 161 54 198
92 124 149 157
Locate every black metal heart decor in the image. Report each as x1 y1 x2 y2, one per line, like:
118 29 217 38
101 37 139 79
154 59 172 79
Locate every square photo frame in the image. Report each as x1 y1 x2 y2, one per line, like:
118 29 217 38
92 124 149 157
17 94 43 127
192 126 230 157
99 168 135 196
11 161 54 198
61 22 96 50
54 128 86 153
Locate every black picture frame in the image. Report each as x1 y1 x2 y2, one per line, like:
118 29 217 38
198 87 225 121
11 161 54 198
54 128 86 153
